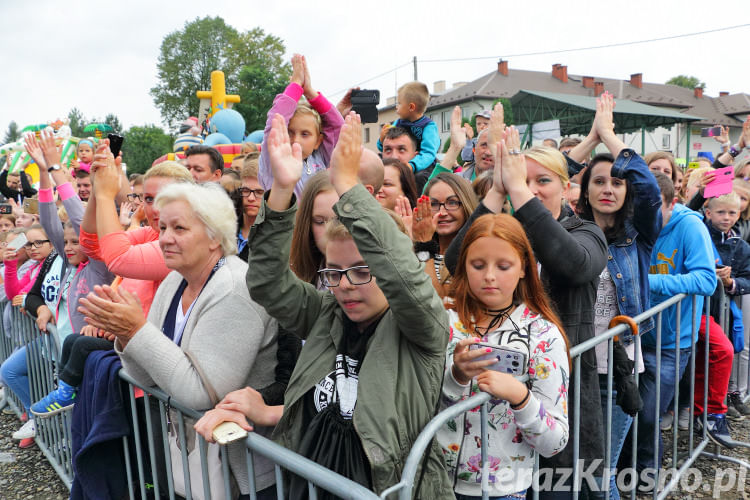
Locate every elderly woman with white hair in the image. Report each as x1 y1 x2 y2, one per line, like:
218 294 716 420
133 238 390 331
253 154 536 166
78 182 279 499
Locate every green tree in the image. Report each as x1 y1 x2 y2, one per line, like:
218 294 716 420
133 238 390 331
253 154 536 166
3 121 20 144
68 108 87 137
150 17 290 130
122 125 174 174
234 65 289 132
104 113 124 134
151 17 237 129
666 75 705 89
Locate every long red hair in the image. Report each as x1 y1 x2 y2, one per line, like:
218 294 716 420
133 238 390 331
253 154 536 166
450 214 568 347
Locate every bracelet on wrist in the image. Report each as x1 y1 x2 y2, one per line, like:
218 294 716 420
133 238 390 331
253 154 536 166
729 145 741 158
510 387 531 409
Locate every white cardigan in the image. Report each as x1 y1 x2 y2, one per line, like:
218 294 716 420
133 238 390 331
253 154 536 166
117 255 278 493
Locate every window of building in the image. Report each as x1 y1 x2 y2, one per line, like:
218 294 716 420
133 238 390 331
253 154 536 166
364 126 371 144
662 134 670 149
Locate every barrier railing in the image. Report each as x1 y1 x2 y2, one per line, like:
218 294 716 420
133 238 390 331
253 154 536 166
118 370 382 500
0 300 73 490
2 286 750 499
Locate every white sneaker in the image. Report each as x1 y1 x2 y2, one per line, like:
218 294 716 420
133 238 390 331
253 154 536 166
678 407 691 431
660 412 673 431
12 419 35 440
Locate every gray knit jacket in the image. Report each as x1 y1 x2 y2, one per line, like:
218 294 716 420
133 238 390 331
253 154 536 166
116 255 279 493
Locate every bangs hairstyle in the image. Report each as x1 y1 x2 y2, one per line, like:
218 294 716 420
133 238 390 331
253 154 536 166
523 146 569 185
449 213 568 344
383 158 418 208
155 182 238 256
398 81 430 114
144 161 195 183
292 101 322 135
733 179 750 220
424 173 478 226
76 139 94 153
290 171 335 285
734 158 750 179
706 191 741 210
644 151 678 184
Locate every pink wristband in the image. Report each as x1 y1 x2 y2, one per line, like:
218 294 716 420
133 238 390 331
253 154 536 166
283 83 304 102
38 188 54 203
57 183 76 201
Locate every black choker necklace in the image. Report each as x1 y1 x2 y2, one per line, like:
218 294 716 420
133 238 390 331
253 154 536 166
475 303 515 335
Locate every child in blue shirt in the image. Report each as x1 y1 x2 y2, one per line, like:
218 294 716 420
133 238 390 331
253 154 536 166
377 81 439 173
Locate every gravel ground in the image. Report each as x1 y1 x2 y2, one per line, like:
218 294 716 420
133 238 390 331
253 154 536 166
0 401 748 499
656 412 750 499
0 410 68 500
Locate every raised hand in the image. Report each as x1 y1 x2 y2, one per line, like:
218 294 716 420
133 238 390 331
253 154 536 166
712 125 730 147
23 134 46 170
329 112 363 195
267 114 303 190
739 117 750 150
119 201 135 227
463 123 474 140
301 55 318 100
449 106 466 152
594 91 616 139
487 101 506 153
92 140 121 200
440 106 466 168
39 130 62 168
394 195 414 239
290 54 305 87
594 91 626 157
412 195 438 243
336 87 359 117
499 127 527 195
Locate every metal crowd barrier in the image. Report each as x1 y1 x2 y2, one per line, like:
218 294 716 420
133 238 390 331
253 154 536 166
3 285 750 500
386 289 750 500
118 370 381 500
0 300 73 490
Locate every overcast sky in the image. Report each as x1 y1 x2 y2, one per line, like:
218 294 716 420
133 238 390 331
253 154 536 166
1 0 748 137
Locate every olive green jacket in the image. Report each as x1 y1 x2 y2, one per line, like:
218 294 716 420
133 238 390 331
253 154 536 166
247 184 453 499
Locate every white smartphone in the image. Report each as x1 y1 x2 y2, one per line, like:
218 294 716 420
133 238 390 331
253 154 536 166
469 342 527 376
7 233 27 251
212 421 248 445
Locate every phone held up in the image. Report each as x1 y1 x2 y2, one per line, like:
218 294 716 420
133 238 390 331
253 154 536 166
108 133 124 159
700 126 723 138
468 342 528 376
350 90 380 123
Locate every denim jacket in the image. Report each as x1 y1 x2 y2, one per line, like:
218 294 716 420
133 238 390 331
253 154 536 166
605 149 662 342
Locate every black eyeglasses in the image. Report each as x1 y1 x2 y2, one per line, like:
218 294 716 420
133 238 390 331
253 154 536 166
126 193 143 202
430 199 462 212
24 239 50 249
318 266 372 287
238 187 265 199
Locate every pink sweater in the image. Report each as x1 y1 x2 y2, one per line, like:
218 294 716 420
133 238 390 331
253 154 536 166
4 259 42 299
79 227 170 315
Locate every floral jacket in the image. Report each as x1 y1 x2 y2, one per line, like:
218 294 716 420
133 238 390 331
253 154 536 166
437 305 570 497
